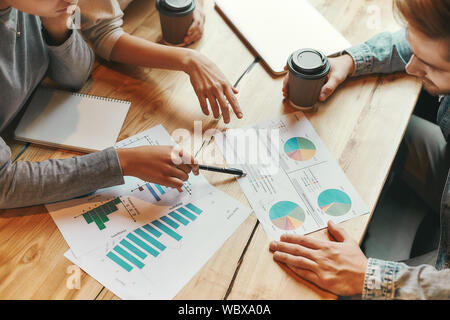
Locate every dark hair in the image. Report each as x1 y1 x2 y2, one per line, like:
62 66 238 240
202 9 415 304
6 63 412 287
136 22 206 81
394 0 450 39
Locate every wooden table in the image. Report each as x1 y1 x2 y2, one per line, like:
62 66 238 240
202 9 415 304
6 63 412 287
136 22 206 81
0 0 421 300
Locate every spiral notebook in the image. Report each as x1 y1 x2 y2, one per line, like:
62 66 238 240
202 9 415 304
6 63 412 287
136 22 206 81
14 87 131 153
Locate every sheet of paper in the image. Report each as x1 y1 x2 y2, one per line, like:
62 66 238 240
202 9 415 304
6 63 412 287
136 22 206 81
64 185 251 300
215 112 369 240
47 125 212 257
48 124 252 299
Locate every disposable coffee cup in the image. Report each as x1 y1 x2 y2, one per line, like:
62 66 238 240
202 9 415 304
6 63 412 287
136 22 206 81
156 0 196 45
287 48 330 112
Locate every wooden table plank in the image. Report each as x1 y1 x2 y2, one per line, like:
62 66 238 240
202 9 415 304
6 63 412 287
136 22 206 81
0 0 423 300
224 68 420 300
0 0 256 300
97 139 259 300
222 0 422 299
98 0 255 142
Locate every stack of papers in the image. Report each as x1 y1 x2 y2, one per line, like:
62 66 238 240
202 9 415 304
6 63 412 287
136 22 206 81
47 125 252 299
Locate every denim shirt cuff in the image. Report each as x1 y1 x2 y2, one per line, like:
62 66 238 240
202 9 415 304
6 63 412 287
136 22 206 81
345 43 374 77
362 258 401 300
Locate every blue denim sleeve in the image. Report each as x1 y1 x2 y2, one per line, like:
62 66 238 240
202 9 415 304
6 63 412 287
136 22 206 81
436 97 450 141
363 258 450 299
345 29 413 77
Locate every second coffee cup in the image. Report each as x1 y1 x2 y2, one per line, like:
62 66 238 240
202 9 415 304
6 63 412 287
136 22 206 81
156 0 196 45
287 48 330 112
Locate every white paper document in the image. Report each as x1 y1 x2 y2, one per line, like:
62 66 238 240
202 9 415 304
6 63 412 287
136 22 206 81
47 125 252 299
215 112 369 241
47 125 206 257
64 184 250 300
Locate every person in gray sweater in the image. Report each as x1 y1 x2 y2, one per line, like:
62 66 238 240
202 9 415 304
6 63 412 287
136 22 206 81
0 0 199 209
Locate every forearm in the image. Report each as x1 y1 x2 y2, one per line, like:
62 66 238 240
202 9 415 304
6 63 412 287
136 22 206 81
0 146 124 209
110 33 194 72
345 29 413 77
363 258 450 300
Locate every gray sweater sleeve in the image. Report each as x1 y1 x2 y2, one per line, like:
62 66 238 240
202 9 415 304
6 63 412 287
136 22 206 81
46 29 95 90
0 137 125 209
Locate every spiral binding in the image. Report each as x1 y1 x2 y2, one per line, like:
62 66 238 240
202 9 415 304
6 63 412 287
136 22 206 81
71 92 130 104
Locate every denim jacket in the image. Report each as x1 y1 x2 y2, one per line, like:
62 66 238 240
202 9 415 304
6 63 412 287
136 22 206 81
345 29 450 299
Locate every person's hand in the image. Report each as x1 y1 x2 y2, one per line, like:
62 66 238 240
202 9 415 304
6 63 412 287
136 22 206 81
184 51 243 124
184 7 205 45
269 220 368 297
282 54 356 102
116 145 200 189
40 0 78 45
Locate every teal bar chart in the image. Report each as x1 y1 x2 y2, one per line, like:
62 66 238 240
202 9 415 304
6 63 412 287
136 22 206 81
106 203 203 272
82 197 122 230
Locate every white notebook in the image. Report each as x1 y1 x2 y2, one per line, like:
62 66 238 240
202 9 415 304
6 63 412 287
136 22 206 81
215 0 351 74
15 87 131 153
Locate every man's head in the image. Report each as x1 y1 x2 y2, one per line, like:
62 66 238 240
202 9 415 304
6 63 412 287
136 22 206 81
395 0 450 95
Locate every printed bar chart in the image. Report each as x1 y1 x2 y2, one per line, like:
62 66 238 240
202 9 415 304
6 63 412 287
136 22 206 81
107 203 201 272
120 238 147 259
169 212 189 225
145 183 161 201
155 184 166 195
106 251 132 272
186 203 203 215
152 220 182 241
135 228 166 251
82 197 122 230
176 207 197 221
113 245 145 269
126 233 160 257
161 216 179 229
142 224 162 238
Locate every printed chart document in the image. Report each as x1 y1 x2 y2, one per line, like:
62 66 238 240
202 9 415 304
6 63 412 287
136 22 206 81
64 186 250 300
215 112 369 241
47 125 252 299
47 125 208 257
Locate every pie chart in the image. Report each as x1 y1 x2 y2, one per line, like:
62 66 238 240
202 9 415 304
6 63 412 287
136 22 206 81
318 189 352 216
284 137 316 161
269 201 305 230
